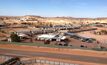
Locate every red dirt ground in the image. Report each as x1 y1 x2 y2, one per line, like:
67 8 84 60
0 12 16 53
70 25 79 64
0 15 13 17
0 43 107 65
0 44 107 58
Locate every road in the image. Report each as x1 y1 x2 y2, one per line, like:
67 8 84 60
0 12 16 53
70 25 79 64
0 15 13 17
0 48 107 64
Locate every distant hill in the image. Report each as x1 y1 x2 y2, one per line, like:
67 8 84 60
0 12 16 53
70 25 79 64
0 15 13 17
0 15 107 26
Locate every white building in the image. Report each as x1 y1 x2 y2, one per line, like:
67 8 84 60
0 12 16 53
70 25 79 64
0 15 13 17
37 34 66 41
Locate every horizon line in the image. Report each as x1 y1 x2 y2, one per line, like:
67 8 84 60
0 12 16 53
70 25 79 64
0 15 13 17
0 15 107 18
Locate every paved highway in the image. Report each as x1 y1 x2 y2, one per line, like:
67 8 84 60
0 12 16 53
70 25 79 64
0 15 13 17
0 48 107 64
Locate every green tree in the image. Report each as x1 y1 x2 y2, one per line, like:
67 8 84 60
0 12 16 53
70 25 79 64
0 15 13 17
10 32 21 42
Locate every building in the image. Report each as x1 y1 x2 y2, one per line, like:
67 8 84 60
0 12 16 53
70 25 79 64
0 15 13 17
37 34 66 41
17 33 30 39
65 32 96 43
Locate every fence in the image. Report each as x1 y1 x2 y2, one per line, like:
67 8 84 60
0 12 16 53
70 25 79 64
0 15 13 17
21 58 79 65
0 55 79 65
0 55 13 63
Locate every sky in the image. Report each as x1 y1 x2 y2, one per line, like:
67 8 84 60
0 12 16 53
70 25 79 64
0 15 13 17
0 0 107 17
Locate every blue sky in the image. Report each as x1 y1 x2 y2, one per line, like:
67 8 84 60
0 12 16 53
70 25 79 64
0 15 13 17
0 0 107 17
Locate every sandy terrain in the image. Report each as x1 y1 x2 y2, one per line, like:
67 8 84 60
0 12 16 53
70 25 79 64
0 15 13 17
77 31 107 47
0 32 7 37
69 38 97 48
77 27 107 43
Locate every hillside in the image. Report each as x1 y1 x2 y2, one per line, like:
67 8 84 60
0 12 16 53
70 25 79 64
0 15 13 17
0 15 107 26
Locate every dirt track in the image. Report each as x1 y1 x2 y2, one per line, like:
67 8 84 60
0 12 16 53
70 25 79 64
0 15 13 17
0 44 107 58
0 44 107 65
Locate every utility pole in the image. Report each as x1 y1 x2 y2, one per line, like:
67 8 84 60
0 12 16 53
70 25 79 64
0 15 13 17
30 30 33 43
